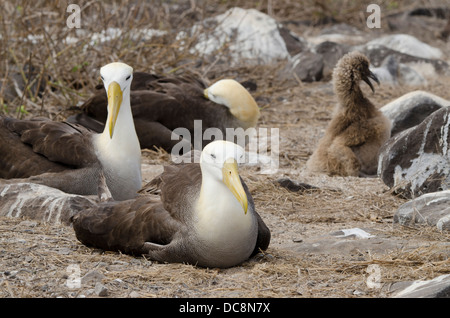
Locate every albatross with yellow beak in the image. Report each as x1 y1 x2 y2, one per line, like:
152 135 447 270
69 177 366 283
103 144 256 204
71 140 270 268
0 62 141 200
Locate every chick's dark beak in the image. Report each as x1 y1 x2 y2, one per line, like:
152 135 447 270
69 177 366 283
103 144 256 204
363 71 380 93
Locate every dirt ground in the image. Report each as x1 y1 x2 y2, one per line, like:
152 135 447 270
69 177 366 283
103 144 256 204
1 1 450 300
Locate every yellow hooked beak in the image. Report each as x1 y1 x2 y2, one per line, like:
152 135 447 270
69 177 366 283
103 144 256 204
222 158 248 214
107 81 123 138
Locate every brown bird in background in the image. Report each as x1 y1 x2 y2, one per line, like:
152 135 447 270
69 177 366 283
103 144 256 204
306 51 391 177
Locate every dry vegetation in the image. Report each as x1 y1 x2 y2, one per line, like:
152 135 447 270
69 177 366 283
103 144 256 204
1 0 450 299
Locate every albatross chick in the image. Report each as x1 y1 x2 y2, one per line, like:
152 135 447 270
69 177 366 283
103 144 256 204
306 51 391 177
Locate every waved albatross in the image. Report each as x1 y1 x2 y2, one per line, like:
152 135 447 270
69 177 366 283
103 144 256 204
306 51 391 177
71 140 271 268
0 62 141 200
67 73 260 153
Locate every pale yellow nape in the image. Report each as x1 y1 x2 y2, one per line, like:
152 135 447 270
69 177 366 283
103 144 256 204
205 79 260 128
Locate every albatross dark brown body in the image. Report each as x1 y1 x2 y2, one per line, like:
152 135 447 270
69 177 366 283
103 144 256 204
68 72 256 152
71 163 271 268
0 116 101 195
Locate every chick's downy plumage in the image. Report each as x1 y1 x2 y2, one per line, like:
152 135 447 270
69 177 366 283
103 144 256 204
306 51 391 177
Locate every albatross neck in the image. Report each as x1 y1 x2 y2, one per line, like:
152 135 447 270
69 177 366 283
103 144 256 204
94 91 142 200
334 78 374 116
100 92 140 152
195 170 254 244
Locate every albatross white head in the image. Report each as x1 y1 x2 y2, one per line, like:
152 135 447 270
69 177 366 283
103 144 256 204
100 62 134 139
94 62 142 201
204 79 260 129
199 140 248 214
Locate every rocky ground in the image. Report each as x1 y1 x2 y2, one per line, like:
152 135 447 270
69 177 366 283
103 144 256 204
1 1 450 300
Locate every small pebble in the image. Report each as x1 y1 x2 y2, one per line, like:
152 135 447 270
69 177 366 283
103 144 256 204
94 282 108 297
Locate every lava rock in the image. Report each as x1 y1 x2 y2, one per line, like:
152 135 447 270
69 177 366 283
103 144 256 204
359 44 449 75
364 34 443 59
81 270 105 285
287 51 324 82
94 282 108 297
277 178 319 193
0 182 97 225
380 90 450 136
307 23 367 46
378 106 450 198
181 7 305 65
394 190 450 231
370 55 429 87
389 274 450 298
314 41 350 80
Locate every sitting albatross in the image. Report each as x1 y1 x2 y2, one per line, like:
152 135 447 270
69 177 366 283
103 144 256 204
0 62 141 201
305 51 391 177
67 73 260 153
71 140 271 268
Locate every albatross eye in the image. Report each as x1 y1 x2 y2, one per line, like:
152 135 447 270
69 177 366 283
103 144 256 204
126 75 131 81
210 154 216 159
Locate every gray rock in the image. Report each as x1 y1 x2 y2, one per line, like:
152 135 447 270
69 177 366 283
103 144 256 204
277 178 319 193
363 34 442 59
314 41 350 80
385 7 450 40
320 23 365 37
285 51 324 82
94 282 108 297
380 90 450 136
378 106 450 198
370 55 399 86
128 291 141 298
0 182 98 225
307 23 367 46
389 274 450 298
397 63 428 86
81 270 105 285
394 190 450 231
371 55 429 87
282 41 350 83
17 220 38 228
278 25 308 57
359 44 449 75
180 7 303 65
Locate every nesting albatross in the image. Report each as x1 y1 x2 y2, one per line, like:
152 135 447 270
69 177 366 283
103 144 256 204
306 51 391 177
0 62 141 200
67 73 260 153
71 140 270 268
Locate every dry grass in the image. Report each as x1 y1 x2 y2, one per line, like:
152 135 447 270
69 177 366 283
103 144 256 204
1 0 448 117
1 212 448 298
1 0 450 299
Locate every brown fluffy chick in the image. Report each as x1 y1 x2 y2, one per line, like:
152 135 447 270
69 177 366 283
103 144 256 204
306 51 391 177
